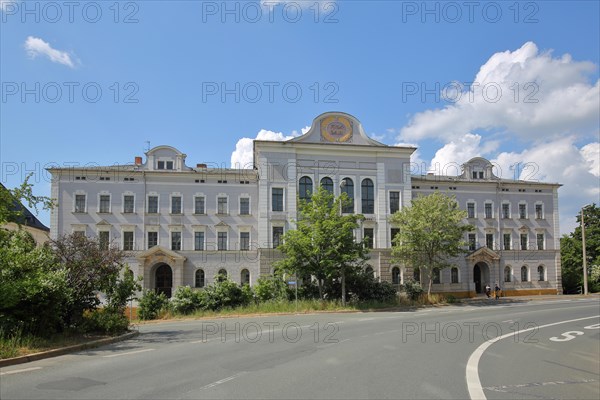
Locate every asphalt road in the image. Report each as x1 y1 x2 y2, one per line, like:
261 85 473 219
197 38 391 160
1 297 598 400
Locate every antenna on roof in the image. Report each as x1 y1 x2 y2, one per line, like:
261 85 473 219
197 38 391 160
145 141 151 152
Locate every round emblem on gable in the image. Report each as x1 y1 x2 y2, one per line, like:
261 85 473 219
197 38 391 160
321 116 353 142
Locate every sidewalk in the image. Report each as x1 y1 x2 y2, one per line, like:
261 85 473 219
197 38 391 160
460 293 600 305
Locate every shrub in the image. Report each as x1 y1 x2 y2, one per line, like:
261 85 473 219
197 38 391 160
203 278 247 310
82 307 129 335
254 275 287 302
138 290 169 320
171 286 203 314
401 279 424 300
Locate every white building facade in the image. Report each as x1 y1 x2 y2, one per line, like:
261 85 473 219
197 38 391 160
49 112 562 297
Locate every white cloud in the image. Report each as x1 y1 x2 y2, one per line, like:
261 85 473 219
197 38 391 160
428 134 500 175
399 42 599 143
230 128 302 168
24 36 77 69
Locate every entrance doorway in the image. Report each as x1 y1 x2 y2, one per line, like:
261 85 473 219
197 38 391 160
473 262 490 294
155 264 173 298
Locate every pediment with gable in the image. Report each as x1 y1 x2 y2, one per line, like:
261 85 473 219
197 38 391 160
289 112 386 146
466 246 500 262
96 219 111 226
136 246 186 263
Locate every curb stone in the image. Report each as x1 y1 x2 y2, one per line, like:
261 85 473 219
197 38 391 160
0 330 139 368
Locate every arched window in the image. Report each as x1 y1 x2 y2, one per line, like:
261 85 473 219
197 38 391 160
504 266 512 283
299 176 312 201
432 268 441 284
521 266 528 282
241 269 250 285
451 267 459 284
217 268 228 282
195 269 205 288
537 265 545 281
361 179 374 214
392 267 401 284
341 178 354 213
365 266 374 277
320 177 334 194
414 268 420 282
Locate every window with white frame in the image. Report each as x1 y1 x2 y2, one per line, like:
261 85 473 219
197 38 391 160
147 231 158 249
389 191 400 214
392 267 401 284
521 265 529 282
468 233 476 251
503 233 511 250
520 233 528 250
157 160 174 170
195 269 205 288
535 203 543 219
484 202 493 219
451 267 459 284
123 195 135 213
341 178 354 213
519 203 527 219
240 231 250 251
272 226 283 249
502 203 510 219
504 266 512 282
99 231 110 250
467 202 475 218
320 177 334 194
217 231 228 251
272 188 284 212
194 196 205 214
432 268 441 284
363 228 374 249
361 179 374 214
486 233 494 249
241 269 250 285
74 194 86 213
537 265 545 281
299 176 313 201
171 231 182 251
240 197 250 215
99 194 111 213
171 196 182 214
123 231 134 251
147 195 159 214
537 233 544 250
194 231 205 251
217 196 228 214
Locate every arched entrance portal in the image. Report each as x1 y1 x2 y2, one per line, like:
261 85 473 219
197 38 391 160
473 262 490 294
155 264 173 298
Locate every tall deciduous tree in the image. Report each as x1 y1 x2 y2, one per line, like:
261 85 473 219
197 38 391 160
561 203 600 293
0 175 54 226
390 192 472 296
275 187 369 303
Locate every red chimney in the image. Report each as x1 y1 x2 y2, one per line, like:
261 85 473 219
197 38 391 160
197 163 207 168
135 156 142 165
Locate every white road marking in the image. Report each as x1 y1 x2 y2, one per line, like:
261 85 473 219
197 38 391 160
484 378 598 392
0 367 42 376
466 315 599 400
190 338 216 344
358 317 376 321
501 320 514 323
199 372 246 391
102 348 155 358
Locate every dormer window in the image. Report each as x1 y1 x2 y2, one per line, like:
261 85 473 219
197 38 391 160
472 170 484 179
157 160 174 170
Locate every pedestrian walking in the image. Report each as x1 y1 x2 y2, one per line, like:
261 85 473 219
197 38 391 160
494 283 501 299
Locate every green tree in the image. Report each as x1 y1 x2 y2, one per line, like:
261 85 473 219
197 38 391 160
560 204 600 293
275 187 369 304
390 192 472 296
0 175 54 226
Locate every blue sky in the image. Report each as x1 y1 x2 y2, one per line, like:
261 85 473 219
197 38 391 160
1 0 599 234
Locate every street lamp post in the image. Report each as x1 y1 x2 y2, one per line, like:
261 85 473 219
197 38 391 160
581 206 589 295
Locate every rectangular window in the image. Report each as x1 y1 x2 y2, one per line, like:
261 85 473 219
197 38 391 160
519 203 527 219
171 232 182 251
218 232 228 251
99 231 109 250
240 198 250 215
217 197 228 214
171 196 182 214
147 231 158 249
486 233 494 249
484 203 492 219
194 196 205 214
502 203 510 219
520 233 528 250
467 202 475 218
503 233 511 250
272 227 283 249
391 228 400 245
123 195 134 213
364 228 374 249
148 196 158 214
99 195 110 213
468 233 476 251
194 232 204 251
272 188 284 212
75 194 86 213
535 204 543 219
157 160 174 170
123 231 134 251
389 191 400 214
537 233 544 250
240 232 250 251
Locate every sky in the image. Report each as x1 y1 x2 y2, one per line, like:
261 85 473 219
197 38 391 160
1 0 599 234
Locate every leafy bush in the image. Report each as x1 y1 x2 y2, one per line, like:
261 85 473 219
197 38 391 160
254 275 287 302
171 286 203 314
138 290 169 320
82 307 129 335
401 279 424 300
203 278 248 310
